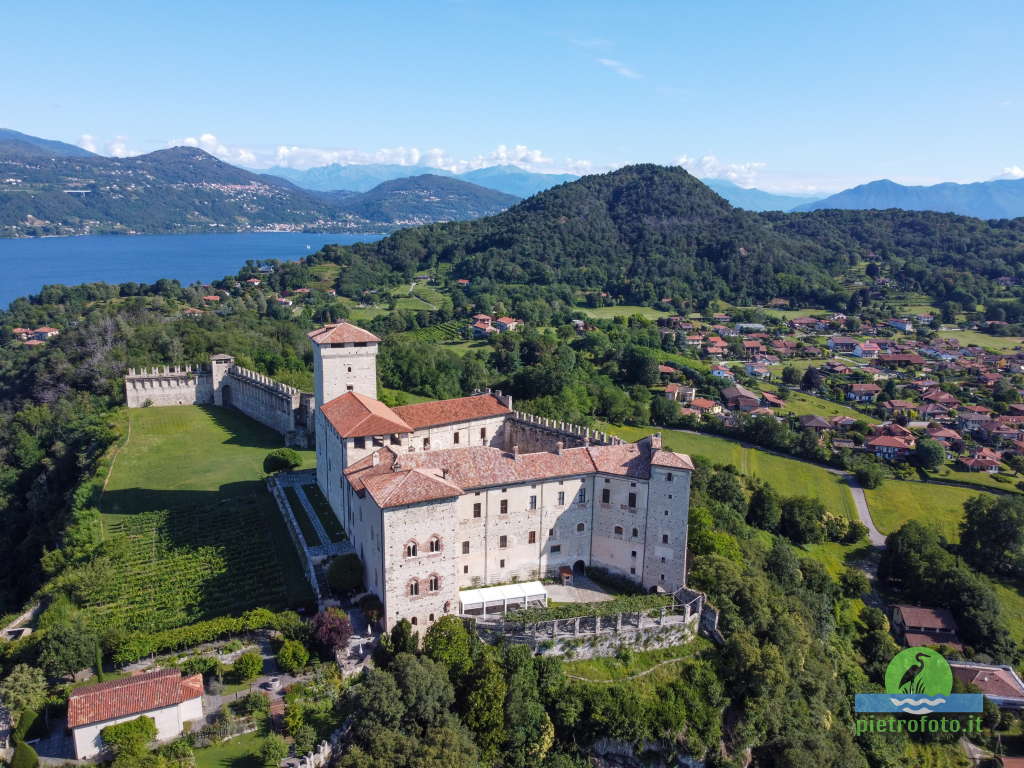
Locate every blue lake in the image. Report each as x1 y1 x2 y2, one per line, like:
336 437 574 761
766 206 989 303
0 232 386 309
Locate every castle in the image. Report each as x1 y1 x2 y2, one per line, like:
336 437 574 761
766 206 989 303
309 322 695 631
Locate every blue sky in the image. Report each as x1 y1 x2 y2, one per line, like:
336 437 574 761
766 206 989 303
3 0 1022 193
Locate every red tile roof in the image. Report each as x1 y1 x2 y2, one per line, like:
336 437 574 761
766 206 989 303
321 392 412 438
392 394 510 430
363 469 463 508
307 322 381 345
651 450 695 470
67 669 203 729
951 663 1024 700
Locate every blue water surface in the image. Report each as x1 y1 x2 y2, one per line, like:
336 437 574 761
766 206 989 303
0 231 385 309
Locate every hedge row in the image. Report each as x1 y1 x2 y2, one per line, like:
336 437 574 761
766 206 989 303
505 594 673 624
111 608 300 664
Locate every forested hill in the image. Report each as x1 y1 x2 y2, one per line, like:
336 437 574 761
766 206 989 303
334 174 519 225
346 164 1024 307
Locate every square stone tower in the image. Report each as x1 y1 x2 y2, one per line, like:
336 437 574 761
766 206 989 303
307 322 382 408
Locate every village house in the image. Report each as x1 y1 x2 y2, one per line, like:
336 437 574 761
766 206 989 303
32 326 60 341
67 670 204 759
890 605 962 650
721 384 761 412
847 382 881 402
949 662 1024 710
710 365 734 379
886 318 915 333
827 336 859 354
664 383 696 403
689 397 722 417
879 399 917 418
865 435 915 460
852 341 880 358
798 414 830 434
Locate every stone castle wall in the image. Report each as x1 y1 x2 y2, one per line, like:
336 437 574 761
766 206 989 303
505 410 624 453
125 358 315 447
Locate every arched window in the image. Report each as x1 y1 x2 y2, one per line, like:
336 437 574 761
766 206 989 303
576 522 585 532
411 617 418 625
408 580 419 596
429 537 441 553
428 575 440 592
406 541 418 558
614 525 623 535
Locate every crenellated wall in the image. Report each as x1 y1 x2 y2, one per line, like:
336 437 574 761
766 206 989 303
125 357 315 447
505 410 624 453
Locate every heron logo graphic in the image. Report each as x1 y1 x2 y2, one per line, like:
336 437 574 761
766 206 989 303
855 647 983 715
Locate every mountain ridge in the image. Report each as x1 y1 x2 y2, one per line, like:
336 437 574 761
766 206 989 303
796 176 1024 218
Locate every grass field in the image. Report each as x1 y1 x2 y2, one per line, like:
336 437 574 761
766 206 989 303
577 305 673 320
284 485 321 546
393 320 463 344
563 639 712 687
194 731 266 768
926 464 1020 494
597 424 857 520
347 306 387 323
769 388 877 424
94 406 314 631
937 329 1023 351
303 483 347 542
862 479 989 541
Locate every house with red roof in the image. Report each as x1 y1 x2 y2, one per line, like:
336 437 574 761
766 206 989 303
67 669 204 759
890 605 962 650
847 382 881 402
865 435 915 460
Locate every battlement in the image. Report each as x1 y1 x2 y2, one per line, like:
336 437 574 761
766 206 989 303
508 410 624 450
229 364 303 397
126 364 206 378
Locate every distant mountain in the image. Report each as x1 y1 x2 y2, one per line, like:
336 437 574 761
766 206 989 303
265 163 456 192
335 175 518 225
264 162 578 198
460 166 579 197
700 178 819 211
795 177 1024 219
0 128 96 158
0 132 519 237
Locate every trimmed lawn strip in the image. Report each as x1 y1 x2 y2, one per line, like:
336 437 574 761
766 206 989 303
303 484 347 542
861 480 990 542
194 731 266 768
284 485 321 547
577 305 673 320
937 330 1023 352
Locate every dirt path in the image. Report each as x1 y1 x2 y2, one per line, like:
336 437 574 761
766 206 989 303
565 656 689 684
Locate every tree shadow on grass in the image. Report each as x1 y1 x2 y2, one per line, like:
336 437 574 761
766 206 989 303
197 405 289 451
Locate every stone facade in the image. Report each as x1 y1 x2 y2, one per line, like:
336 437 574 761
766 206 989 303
309 322 694 632
125 355 315 447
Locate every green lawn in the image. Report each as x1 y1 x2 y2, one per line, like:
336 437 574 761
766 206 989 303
598 424 856 521
862 479 990 541
577 305 673 320
926 464 1020 494
302 484 347 542
992 578 1024 646
93 406 314 631
347 306 387 323
284 486 321 546
937 329 1023 352
768 388 878 424
194 731 267 768
436 339 492 356
563 639 711 689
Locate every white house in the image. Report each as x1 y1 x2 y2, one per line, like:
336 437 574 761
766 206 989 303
67 669 204 759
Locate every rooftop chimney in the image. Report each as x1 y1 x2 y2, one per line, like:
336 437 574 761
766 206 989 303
372 452 380 467
651 433 663 451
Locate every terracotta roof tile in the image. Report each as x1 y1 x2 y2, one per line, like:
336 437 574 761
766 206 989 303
650 450 694 470
392 394 510 430
363 469 463 508
307 322 381 345
67 669 203 729
321 392 412 438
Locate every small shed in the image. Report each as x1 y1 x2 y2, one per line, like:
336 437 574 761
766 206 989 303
458 581 548 616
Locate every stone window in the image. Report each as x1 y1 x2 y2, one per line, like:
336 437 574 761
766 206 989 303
411 616 418 625
632 528 639 538
500 500 508 514
631 550 637 559
662 534 669 544
454 432 460 444
473 503 481 518
576 522 585 532
548 528 555 537
429 537 441 553
664 510 669 516
628 492 637 508
604 478 610 483
390 434 401 445
429 613 435 622
499 559 505 568
630 482 636 487
528 531 536 544
666 472 674 481
557 492 565 506
630 567 636 575
422 437 430 450
577 489 586 503
614 525 623 536
406 541 418 558
529 495 537 510
499 535 508 548
346 384 354 392
462 541 470 554
601 488 610 504
463 564 469 574
408 580 419 596
660 574 665 582
550 544 561 553
347 366 352 373
354 437 365 449
661 556 666 563
428 575 439 592
372 436 383 447
480 427 487 440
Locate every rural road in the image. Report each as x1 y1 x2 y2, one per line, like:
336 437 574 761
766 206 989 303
846 478 886 547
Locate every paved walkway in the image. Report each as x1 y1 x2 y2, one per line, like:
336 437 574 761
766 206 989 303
546 575 614 604
846 477 886 546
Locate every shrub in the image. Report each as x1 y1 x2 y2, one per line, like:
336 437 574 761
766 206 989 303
843 520 869 544
12 709 39 744
233 651 264 682
310 608 352 658
291 724 317 756
264 448 302 474
260 733 288 766
840 568 870 598
276 640 310 675
11 740 39 768
101 715 157 756
326 553 363 596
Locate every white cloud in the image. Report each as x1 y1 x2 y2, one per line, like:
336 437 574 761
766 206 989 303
171 133 257 166
106 136 134 157
992 165 1024 180
78 134 98 153
596 58 641 79
676 154 767 187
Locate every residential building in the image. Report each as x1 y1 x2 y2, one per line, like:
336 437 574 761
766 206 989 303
890 605 962 650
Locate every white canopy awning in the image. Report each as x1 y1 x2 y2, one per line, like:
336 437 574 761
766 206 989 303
459 581 548 613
